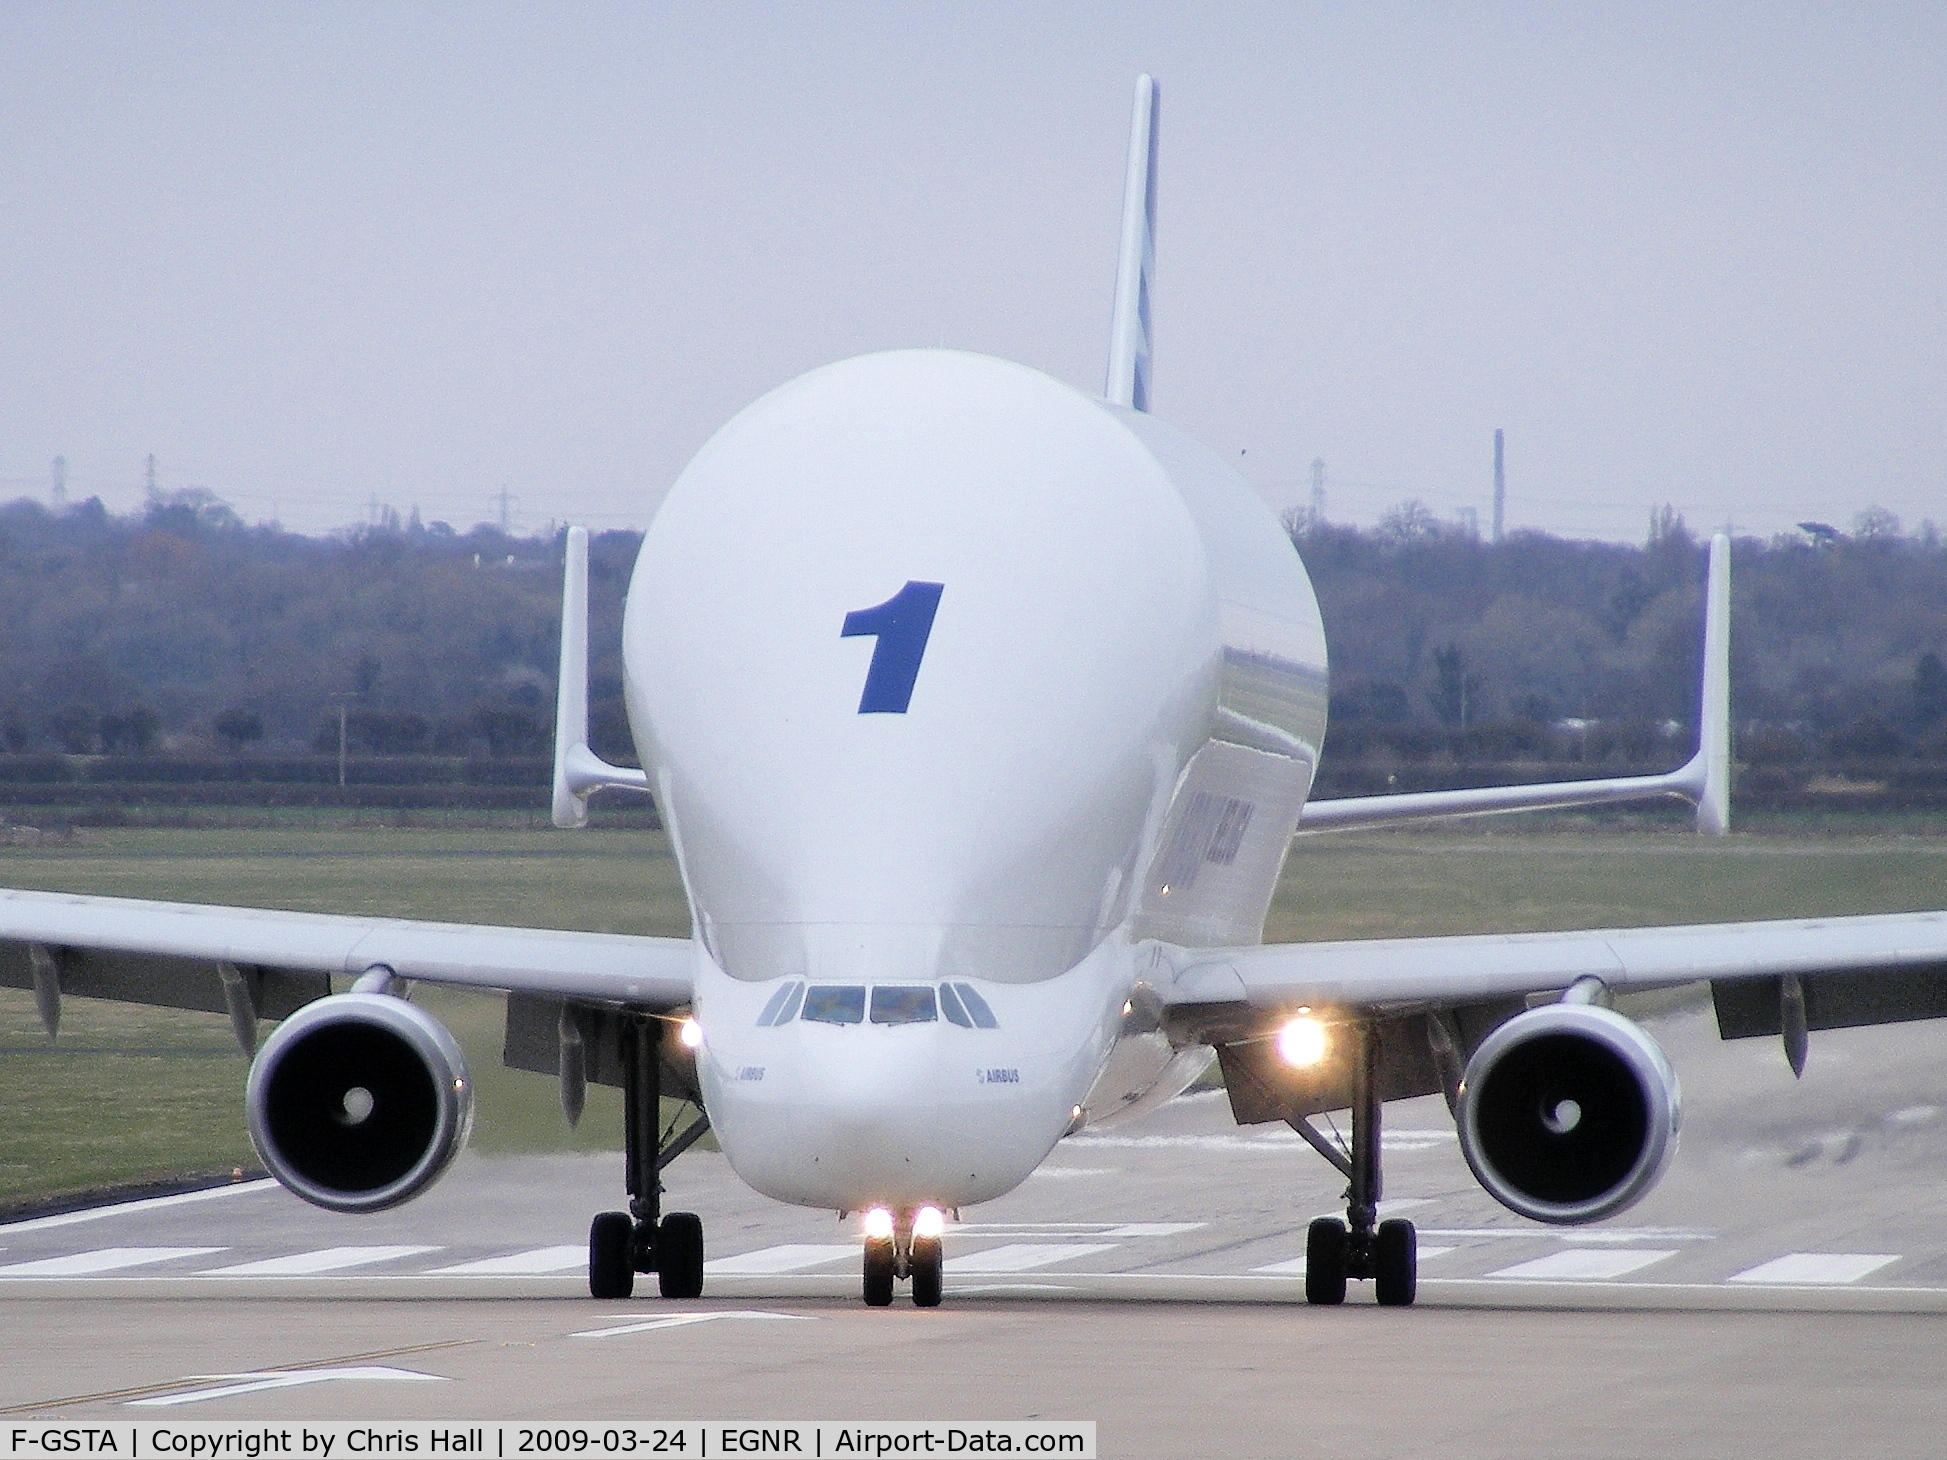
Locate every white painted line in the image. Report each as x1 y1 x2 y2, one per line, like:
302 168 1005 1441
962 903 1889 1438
427 1245 587 1276
1488 1249 1677 1281
0 1181 278 1234
958 1222 1117 1232
1727 1253 1899 1285
704 1244 857 1275
129 1366 443 1407
574 1310 817 1340
1250 1247 1453 1276
0 1246 223 1276
1024 1168 1114 1179
950 1283 1080 1294
1099 1223 1205 1238
203 1245 440 1275
946 1243 1119 1273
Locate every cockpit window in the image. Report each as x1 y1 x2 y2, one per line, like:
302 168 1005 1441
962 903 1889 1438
869 985 937 1025
756 981 804 1027
777 981 806 1025
801 985 867 1025
939 983 973 1028
952 982 1000 1029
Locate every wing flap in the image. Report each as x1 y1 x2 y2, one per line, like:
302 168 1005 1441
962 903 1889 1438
0 941 326 1020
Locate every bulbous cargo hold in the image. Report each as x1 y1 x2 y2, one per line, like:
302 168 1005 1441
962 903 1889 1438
245 992 474 1213
1456 1002 1681 1224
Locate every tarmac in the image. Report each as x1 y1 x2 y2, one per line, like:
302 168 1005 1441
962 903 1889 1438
4 999 1947 1457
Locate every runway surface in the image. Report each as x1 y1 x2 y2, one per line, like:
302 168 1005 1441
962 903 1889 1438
5 1000 1947 1457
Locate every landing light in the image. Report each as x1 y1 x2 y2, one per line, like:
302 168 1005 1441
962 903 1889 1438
678 1017 703 1049
863 1207 895 1240
915 1206 945 1239
1277 1016 1328 1068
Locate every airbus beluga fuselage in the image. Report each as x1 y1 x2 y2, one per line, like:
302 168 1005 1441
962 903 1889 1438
628 348 1328 1211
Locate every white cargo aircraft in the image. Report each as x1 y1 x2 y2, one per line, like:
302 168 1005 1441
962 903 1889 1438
8 76 1947 1309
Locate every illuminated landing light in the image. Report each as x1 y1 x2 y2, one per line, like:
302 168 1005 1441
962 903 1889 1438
914 1206 946 1239
1278 1016 1328 1068
863 1207 895 1240
678 1017 703 1049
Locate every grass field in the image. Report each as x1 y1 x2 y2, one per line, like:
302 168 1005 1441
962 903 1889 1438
3 815 1944 1205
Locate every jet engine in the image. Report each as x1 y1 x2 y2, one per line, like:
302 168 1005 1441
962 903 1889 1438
245 991 473 1213
1455 1002 1679 1224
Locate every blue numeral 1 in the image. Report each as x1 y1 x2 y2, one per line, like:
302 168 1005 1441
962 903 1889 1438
841 581 944 714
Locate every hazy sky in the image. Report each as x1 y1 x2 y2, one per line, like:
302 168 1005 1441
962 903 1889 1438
3 3 1942 541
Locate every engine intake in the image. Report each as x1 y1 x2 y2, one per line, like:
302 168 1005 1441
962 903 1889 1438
245 991 473 1213
1455 1002 1679 1224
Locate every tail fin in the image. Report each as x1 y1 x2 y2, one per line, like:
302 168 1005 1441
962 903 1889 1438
551 526 648 829
1104 73 1159 411
1691 531 1732 834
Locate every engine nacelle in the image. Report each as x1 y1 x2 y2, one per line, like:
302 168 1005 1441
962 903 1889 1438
1455 1002 1680 1225
245 991 473 1213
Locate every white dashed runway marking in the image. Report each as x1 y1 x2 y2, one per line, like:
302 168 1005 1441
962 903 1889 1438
945 1243 1120 1273
0 1246 223 1275
1727 1253 1900 1284
204 1244 441 1275
1487 1249 1677 1280
704 1243 857 1274
427 1245 587 1275
573 1311 818 1339
128 1366 444 1407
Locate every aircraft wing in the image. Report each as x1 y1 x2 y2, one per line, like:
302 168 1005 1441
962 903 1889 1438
1151 908 1947 1014
0 886 695 1027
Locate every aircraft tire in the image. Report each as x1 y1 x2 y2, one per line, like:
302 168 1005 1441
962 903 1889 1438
1374 1219 1417 1307
1304 1217 1348 1306
863 1236 896 1307
910 1235 943 1308
589 1211 635 1299
657 1212 705 1299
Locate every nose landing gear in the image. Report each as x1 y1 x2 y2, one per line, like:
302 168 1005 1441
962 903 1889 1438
862 1208 946 1308
589 1013 711 1300
1289 1021 1417 1307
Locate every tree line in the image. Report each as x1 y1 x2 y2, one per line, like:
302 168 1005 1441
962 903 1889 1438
0 490 1942 776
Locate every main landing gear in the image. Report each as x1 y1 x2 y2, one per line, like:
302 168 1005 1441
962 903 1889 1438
1288 1020 1417 1307
862 1208 945 1308
590 1014 712 1300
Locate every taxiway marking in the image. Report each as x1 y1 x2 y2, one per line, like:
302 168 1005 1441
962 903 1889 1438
1727 1253 1900 1284
573 1311 818 1339
0 1246 223 1275
428 1245 587 1275
1487 1249 1677 1280
705 1244 857 1274
946 1243 1119 1273
204 1244 441 1275
129 1366 445 1407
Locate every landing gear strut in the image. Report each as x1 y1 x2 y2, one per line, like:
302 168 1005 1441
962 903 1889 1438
1290 1021 1416 1307
589 1014 710 1300
862 1210 944 1309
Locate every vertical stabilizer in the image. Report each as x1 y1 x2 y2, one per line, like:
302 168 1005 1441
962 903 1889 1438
552 527 649 829
1694 532 1732 834
1105 73 1159 411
